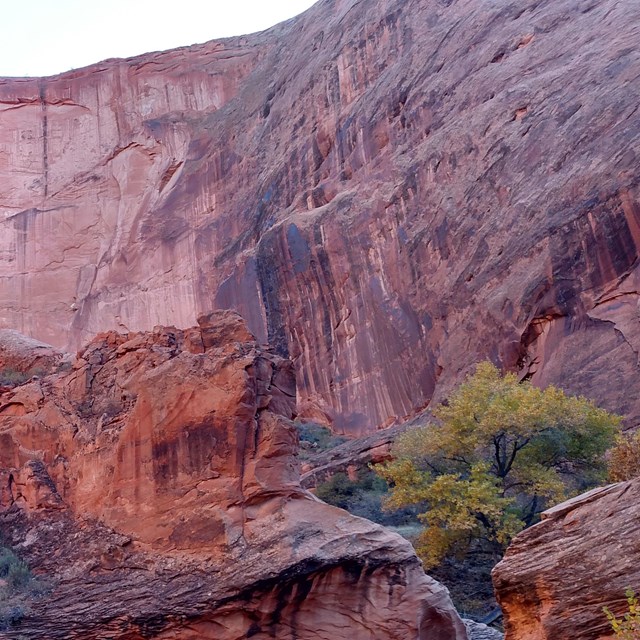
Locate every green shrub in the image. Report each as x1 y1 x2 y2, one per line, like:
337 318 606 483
0 367 46 387
0 604 25 630
0 546 48 631
296 421 348 459
316 469 419 526
0 548 31 590
55 360 72 374
0 368 29 387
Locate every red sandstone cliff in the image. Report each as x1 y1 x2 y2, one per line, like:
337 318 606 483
1 0 640 433
0 312 466 639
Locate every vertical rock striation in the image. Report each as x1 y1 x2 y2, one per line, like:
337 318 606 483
1 0 640 433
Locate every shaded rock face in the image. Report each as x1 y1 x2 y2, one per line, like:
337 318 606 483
2 0 640 433
0 311 466 640
493 481 640 640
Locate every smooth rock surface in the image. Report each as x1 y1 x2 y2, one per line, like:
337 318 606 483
493 480 640 640
2 0 640 433
0 312 466 640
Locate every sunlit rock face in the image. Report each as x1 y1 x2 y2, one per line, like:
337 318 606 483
1 0 640 434
0 312 467 640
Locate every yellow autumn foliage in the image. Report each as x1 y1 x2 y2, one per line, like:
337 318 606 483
377 362 621 568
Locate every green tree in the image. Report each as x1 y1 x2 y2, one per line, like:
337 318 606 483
377 362 620 568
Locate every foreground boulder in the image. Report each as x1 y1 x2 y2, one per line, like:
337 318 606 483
0 311 465 639
493 480 640 640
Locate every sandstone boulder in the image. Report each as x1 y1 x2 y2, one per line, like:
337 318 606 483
463 620 503 640
0 330 65 386
0 311 466 639
493 480 640 640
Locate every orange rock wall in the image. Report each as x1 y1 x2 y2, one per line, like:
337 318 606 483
0 312 298 551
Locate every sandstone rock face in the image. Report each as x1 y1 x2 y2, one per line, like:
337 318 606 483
2 0 640 433
0 312 466 640
493 480 640 640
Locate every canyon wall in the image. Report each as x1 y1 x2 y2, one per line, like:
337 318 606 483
1 0 640 433
0 312 466 639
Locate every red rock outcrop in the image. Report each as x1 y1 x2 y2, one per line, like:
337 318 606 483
2 0 640 434
493 480 640 640
0 311 466 640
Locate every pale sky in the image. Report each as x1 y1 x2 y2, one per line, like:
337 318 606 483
1 0 319 77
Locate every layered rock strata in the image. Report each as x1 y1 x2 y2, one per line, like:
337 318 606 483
2 0 640 433
0 311 466 639
493 480 640 640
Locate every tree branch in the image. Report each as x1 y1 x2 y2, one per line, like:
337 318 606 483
493 432 509 478
443 455 471 467
522 494 539 527
503 437 530 476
